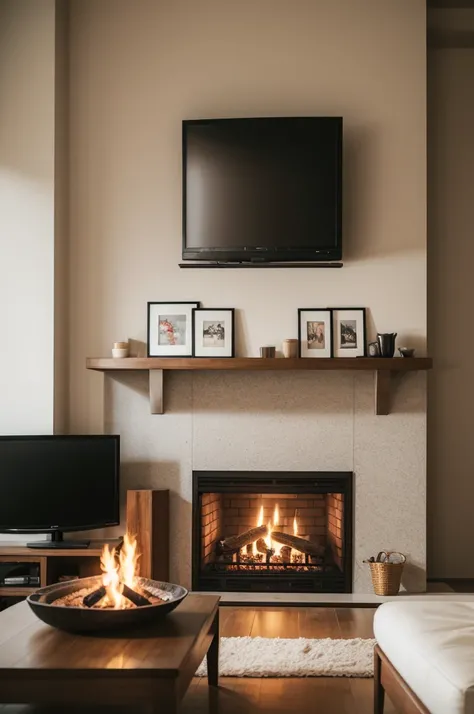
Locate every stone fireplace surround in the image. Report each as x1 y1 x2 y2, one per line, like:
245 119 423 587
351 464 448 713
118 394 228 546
107 369 427 594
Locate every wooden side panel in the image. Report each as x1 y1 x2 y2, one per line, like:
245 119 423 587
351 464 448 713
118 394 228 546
376 644 430 714
126 490 169 581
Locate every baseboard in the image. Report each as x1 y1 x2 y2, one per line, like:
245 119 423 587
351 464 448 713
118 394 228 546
192 590 471 606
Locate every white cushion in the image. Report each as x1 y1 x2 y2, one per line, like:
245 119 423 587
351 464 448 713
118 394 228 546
374 601 474 714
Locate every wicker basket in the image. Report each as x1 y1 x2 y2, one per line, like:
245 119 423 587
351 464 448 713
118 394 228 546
369 553 406 596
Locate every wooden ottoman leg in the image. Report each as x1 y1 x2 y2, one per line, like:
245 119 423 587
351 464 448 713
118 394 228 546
207 608 219 687
374 645 385 714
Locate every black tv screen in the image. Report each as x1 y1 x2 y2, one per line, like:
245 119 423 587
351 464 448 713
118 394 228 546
0 436 120 533
182 117 342 263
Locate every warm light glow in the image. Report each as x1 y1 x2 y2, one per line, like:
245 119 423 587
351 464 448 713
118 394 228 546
100 533 140 609
273 541 282 556
264 520 273 550
270 504 281 555
293 513 298 536
101 545 123 609
120 533 139 589
290 511 299 562
252 539 258 557
257 505 264 527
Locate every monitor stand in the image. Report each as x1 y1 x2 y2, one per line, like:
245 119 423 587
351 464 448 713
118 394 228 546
27 531 90 549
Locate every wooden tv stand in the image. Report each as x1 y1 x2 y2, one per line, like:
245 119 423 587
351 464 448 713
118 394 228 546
0 539 122 598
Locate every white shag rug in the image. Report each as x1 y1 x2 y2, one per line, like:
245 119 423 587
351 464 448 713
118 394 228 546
196 636 375 678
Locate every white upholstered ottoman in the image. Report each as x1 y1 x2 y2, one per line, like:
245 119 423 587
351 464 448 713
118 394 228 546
374 601 474 714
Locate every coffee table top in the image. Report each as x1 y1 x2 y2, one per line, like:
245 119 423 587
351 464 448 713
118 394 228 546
0 594 219 676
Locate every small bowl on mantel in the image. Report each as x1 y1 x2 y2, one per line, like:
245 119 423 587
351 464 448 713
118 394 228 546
398 347 415 358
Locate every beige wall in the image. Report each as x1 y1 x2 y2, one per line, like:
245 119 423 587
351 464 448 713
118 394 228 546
428 49 474 578
0 0 56 435
68 0 427 590
54 0 70 433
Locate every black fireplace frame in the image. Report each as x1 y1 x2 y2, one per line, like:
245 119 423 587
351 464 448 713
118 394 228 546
192 470 353 593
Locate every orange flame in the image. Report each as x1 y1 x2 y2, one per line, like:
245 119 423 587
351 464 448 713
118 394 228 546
100 534 140 609
264 520 273 550
120 533 139 589
272 504 282 555
291 511 299 562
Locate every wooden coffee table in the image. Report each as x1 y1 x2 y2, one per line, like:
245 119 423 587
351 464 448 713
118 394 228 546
0 593 219 713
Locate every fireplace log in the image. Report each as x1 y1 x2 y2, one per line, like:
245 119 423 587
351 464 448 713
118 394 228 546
271 531 325 557
256 538 274 557
281 546 292 563
83 586 106 608
216 525 268 554
122 584 151 607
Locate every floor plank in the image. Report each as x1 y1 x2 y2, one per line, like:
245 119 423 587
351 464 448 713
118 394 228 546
299 607 342 639
335 607 376 639
250 607 302 638
220 607 256 637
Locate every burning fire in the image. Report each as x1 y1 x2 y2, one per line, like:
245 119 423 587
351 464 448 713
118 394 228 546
100 533 140 609
258 503 295 557
238 504 302 562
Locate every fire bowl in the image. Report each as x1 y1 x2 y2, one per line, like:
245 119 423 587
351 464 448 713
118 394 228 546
27 576 188 633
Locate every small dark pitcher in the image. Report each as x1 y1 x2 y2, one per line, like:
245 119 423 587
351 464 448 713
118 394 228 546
377 333 397 358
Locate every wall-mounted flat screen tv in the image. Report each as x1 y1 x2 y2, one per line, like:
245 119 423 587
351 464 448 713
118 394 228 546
182 117 342 264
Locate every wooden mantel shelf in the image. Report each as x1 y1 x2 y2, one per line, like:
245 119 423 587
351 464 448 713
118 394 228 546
86 356 432 416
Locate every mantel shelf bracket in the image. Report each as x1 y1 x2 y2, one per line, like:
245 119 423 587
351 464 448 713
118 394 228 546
375 370 392 416
149 370 164 414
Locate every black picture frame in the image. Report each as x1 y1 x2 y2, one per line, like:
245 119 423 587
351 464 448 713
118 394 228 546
192 308 235 358
147 301 200 358
297 308 334 358
330 307 367 357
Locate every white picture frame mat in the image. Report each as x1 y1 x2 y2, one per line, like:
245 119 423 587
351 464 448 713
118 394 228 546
148 302 197 356
194 309 233 358
332 309 365 357
299 310 332 358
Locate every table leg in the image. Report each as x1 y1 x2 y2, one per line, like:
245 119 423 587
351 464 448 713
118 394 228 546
206 608 219 687
374 646 385 714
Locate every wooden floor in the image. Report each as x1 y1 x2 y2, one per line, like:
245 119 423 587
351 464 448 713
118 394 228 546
0 606 395 714
182 606 396 714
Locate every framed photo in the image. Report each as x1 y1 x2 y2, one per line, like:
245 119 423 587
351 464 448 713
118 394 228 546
147 302 200 357
193 308 235 358
331 307 367 358
298 309 333 358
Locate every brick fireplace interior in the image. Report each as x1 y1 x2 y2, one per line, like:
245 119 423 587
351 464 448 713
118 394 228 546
192 471 353 593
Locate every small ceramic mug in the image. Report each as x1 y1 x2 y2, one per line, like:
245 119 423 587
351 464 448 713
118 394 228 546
112 341 129 358
260 346 276 358
368 341 381 357
282 339 298 358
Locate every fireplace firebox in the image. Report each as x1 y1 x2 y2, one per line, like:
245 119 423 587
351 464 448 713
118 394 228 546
192 471 353 593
